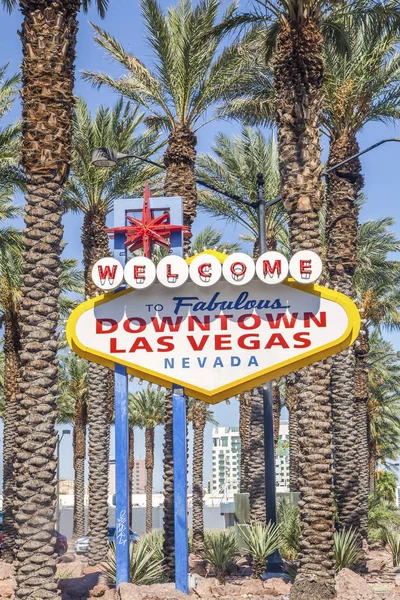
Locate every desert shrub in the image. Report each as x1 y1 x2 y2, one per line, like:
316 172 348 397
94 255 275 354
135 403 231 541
238 522 282 579
333 528 362 572
277 499 301 561
201 530 237 584
105 535 166 585
383 527 400 566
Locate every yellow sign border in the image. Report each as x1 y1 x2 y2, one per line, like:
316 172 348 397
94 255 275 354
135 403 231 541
67 253 360 404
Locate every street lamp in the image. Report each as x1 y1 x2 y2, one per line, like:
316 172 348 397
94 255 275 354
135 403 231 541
56 429 71 533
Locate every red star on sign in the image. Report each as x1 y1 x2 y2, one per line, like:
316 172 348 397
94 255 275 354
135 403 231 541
107 184 191 259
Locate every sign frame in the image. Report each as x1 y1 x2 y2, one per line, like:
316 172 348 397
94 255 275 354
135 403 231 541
67 253 360 404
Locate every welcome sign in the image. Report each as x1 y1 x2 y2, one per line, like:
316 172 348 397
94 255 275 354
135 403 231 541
67 252 360 403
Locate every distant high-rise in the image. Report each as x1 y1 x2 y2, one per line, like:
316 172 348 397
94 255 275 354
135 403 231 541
211 421 290 495
211 427 241 495
133 459 146 494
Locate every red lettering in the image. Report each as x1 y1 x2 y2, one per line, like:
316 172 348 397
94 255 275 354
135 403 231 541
157 336 175 352
230 262 246 277
188 316 210 331
96 318 118 334
263 260 281 276
304 311 326 328
134 265 146 280
166 264 178 279
123 317 146 333
215 335 232 350
215 314 233 330
129 337 153 352
151 316 183 332
265 333 289 349
238 334 260 350
98 265 117 282
293 332 311 348
198 263 211 279
266 313 298 329
110 337 126 353
238 314 261 330
300 259 312 274
187 336 209 351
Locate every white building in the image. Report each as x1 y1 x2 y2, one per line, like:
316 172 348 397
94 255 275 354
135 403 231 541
211 421 290 495
211 427 241 496
276 420 290 492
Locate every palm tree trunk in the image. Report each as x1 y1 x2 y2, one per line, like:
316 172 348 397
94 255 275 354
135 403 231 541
272 380 280 447
355 328 370 538
239 392 251 493
274 17 335 599
145 427 155 533
13 3 78 596
248 387 265 522
192 400 207 554
2 313 20 563
286 373 299 492
129 425 134 527
326 132 363 531
164 125 197 256
82 207 113 565
73 399 87 539
369 438 377 493
162 390 175 579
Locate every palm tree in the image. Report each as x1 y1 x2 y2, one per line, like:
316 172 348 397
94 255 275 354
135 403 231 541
129 388 165 533
375 470 398 504
57 354 89 539
84 0 247 255
64 97 160 564
84 3 250 573
197 127 287 256
320 18 400 534
186 397 218 554
1 0 109 594
354 217 400 520
197 128 287 520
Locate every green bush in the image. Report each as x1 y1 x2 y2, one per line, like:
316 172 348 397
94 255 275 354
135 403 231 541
238 522 282 579
333 528 362 572
201 530 237 584
384 527 400 566
277 499 301 561
368 494 400 542
104 534 166 585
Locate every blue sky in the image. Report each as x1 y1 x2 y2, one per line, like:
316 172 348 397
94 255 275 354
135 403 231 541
0 1 399 490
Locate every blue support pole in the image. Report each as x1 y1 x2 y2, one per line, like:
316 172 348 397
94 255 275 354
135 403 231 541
113 230 130 586
114 363 130 586
172 384 189 595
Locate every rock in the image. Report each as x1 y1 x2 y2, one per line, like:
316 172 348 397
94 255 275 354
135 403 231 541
117 582 193 599
56 561 85 579
103 589 116 600
263 576 291 596
0 561 15 580
90 583 111 597
336 568 375 600
189 556 208 578
84 565 104 575
395 575 400 587
0 579 15 598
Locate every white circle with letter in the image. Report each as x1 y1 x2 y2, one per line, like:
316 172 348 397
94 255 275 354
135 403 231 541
124 257 156 289
92 257 124 291
189 253 222 287
157 255 189 288
222 253 255 286
289 250 322 284
255 251 289 284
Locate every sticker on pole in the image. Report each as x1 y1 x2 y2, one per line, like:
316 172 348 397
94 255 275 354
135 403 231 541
67 252 360 404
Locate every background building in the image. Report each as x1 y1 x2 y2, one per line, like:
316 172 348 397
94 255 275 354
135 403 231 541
211 427 241 495
132 459 146 494
275 420 290 492
211 421 290 496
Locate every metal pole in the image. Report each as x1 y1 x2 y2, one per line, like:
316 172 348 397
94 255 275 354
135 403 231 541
257 173 282 573
172 384 189 594
114 229 130 586
56 435 62 533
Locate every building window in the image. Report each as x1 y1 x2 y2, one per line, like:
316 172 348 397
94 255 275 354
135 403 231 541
221 437 228 447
